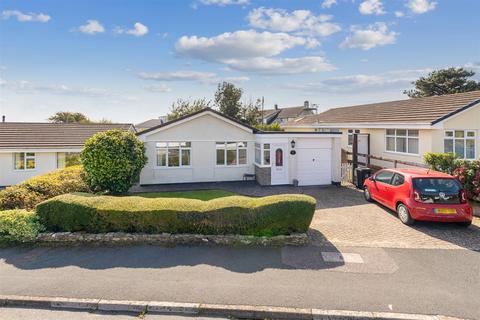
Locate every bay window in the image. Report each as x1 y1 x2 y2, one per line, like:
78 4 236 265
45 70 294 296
386 129 419 155
444 130 476 159
254 143 271 166
156 142 191 167
14 152 35 170
216 142 247 166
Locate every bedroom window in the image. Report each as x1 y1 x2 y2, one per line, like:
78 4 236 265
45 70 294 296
57 152 81 169
444 130 476 159
14 152 36 170
156 142 191 167
347 129 360 146
216 142 247 166
385 129 419 155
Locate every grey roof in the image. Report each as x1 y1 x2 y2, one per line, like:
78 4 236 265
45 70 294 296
0 122 134 149
135 118 164 131
287 90 480 126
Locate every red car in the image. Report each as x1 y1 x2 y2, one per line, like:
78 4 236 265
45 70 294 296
363 168 473 227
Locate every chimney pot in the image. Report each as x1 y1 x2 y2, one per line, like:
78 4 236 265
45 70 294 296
2 115 5 123
274 104 278 110
304 100 309 108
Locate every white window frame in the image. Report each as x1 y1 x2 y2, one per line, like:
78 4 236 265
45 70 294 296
385 129 419 155
254 143 271 167
216 141 248 167
347 129 360 146
155 142 192 168
13 152 36 171
56 152 81 169
444 130 476 160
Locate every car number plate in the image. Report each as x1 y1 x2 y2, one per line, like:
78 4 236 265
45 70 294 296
434 208 457 214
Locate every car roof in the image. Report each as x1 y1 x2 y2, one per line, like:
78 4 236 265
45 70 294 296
379 168 454 178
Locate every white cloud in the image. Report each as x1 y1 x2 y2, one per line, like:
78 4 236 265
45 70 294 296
175 30 310 62
340 23 398 50
115 22 149 37
247 8 341 37
1 10 50 23
321 0 337 9
395 11 405 17
223 76 250 82
144 84 172 93
226 56 335 74
359 0 385 15
284 68 432 92
138 70 217 83
1 79 111 97
407 0 437 14
78 20 105 34
199 0 249 6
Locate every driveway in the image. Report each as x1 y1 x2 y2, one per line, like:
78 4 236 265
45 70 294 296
134 182 480 250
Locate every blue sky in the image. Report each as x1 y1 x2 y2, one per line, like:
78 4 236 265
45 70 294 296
0 0 479 123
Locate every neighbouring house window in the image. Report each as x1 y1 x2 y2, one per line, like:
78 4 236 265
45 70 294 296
348 129 360 146
315 128 339 133
56 152 81 169
156 142 191 167
444 130 476 159
14 152 35 170
275 148 283 166
385 129 419 155
216 142 247 166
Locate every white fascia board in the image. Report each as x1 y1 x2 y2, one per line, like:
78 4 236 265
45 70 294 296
283 123 432 129
0 148 83 153
138 111 254 137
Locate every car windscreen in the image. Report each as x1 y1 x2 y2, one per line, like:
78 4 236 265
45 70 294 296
412 178 462 204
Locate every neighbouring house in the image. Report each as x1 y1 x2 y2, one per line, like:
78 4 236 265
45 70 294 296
259 101 317 125
283 91 480 168
0 122 134 186
135 116 168 132
137 108 341 186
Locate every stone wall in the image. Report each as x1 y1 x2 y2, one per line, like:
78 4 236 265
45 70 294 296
255 165 271 186
33 232 309 247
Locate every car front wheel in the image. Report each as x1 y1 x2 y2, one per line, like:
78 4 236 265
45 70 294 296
364 187 373 202
397 203 414 225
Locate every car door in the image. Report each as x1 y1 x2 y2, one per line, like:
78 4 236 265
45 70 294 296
384 173 405 209
370 170 394 205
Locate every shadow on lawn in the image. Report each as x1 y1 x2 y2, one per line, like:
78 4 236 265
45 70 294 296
0 230 343 273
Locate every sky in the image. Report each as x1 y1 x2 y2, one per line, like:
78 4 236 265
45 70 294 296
0 0 479 124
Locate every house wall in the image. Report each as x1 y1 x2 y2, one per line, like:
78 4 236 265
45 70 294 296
0 152 58 186
140 113 256 184
431 104 480 159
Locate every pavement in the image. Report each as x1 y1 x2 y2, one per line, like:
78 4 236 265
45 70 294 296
0 245 478 319
0 307 224 320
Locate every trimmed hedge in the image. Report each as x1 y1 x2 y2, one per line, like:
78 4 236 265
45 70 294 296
0 165 89 211
36 193 316 236
0 210 45 243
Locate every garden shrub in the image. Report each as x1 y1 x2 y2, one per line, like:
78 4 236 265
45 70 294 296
255 123 283 131
0 210 45 242
0 165 89 210
81 130 147 194
37 193 316 236
424 152 480 201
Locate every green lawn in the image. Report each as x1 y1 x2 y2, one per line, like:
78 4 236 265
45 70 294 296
133 189 237 201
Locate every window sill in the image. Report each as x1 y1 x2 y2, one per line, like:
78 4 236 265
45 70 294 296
154 166 193 170
384 150 420 157
254 163 271 168
215 164 250 168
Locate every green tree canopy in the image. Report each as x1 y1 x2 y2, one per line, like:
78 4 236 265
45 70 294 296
167 98 211 121
404 67 480 98
214 82 243 119
48 112 91 123
240 98 261 126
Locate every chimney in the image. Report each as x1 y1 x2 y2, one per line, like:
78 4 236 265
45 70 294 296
304 100 309 108
1 115 5 123
274 104 278 110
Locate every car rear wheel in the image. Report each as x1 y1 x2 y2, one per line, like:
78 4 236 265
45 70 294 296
364 187 373 202
397 203 414 225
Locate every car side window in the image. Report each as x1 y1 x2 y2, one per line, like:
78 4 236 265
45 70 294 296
375 171 394 184
391 173 405 186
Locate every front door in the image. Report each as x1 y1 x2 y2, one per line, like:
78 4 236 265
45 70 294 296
270 144 288 185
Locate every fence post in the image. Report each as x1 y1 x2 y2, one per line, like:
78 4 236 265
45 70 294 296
352 134 358 178
394 160 397 168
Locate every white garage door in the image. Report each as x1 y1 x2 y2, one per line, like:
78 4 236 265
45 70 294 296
296 148 331 186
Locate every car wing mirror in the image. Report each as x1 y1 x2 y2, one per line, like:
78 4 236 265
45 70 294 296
369 176 375 182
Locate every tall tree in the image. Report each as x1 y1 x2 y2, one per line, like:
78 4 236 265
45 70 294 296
214 82 242 119
48 112 91 123
240 98 261 126
167 98 211 121
404 67 480 98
